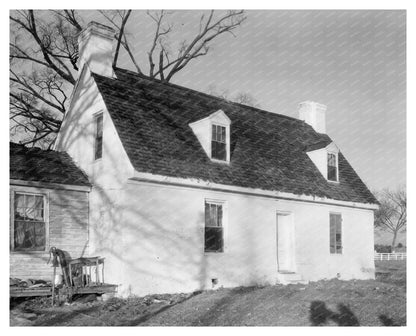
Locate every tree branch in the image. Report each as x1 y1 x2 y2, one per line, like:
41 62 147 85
113 10 132 68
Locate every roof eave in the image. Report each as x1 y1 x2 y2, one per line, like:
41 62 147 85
10 179 91 192
130 170 379 210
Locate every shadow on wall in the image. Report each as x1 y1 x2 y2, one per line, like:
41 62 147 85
55 76 252 295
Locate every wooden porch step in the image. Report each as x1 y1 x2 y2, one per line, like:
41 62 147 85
277 272 308 285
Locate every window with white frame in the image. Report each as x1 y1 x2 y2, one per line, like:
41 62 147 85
211 124 227 161
12 192 46 251
327 152 338 181
329 213 342 254
94 113 103 160
204 201 224 252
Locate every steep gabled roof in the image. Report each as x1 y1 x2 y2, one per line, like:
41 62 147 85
91 67 377 204
10 142 91 187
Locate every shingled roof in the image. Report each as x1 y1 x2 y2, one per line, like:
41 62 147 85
10 142 90 187
91 67 377 204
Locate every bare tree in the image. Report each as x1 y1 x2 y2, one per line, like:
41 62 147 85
207 84 260 108
10 10 83 147
10 10 246 147
374 186 406 250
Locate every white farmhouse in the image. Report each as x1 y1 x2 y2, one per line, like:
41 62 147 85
55 22 378 296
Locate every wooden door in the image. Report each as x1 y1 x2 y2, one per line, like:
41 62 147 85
276 212 294 272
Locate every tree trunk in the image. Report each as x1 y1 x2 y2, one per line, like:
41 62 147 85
391 231 398 252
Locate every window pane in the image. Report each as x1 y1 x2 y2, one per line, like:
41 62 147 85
336 233 342 252
205 227 223 252
14 221 26 247
212 125 226 143
14 221 45 251
221 127 226 142
329 220 336 253
212 124 216 141
330 214 342 254
34 196 43 209
25 207 36 220
205 203 223 227
213 204 218 226
208 204 216 227
34 224 46 247
14 194 25 209
15 207 25 220
212 141 226 160
205 202 209 225
328 166 337 181
328 153 336 166
327 153 337 181
25 195 35 208
217 205 223 227
33 209 44 221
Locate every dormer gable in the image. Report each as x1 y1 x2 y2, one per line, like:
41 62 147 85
189 110 231 163
306 141 340 183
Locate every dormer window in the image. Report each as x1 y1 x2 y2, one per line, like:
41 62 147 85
327 152 338 182
211 124 227 161
305 141 340 183
189 109 231 163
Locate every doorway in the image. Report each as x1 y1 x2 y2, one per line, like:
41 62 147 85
276 212 295 272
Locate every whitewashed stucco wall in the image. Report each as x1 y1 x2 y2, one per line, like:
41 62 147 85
92 180 375 297
54 67 135 283
55 67 134 188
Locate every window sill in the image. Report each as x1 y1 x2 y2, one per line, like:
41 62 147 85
327 180 340 184
11 250 48 255
204 250 224 254
210 158 230 165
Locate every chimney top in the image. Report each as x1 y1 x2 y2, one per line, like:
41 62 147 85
79 21 115 41
298 101 327 134
77 21 115 78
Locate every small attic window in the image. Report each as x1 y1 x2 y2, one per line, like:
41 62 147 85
211 124 227 161
94 113 103 160
327 152 338 182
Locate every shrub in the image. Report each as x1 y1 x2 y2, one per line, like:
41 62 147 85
374 244 392 253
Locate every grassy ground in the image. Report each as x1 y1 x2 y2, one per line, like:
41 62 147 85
10 260 406 326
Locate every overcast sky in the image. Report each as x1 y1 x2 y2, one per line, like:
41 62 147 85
76 10 406 191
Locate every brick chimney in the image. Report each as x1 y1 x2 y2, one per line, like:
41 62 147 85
77 21 115 78
298 101 327 134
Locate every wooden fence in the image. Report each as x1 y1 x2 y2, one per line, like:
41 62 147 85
374 253 406 261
